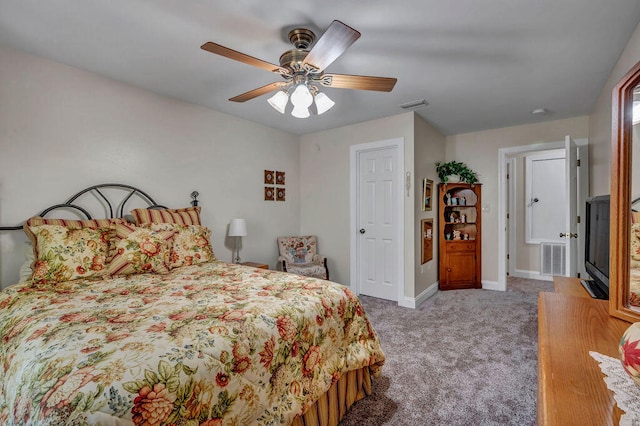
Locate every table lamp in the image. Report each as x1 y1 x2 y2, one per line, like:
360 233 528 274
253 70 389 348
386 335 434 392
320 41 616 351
229 218 247 263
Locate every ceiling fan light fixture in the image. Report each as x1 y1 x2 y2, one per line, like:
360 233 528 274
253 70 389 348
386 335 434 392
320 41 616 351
290 84 313 108
314 91 335 115
267 90 288 114
291 106 311 119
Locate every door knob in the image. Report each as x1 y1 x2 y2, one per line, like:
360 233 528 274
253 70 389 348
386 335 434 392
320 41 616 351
559 232 578 238
359 228 366 234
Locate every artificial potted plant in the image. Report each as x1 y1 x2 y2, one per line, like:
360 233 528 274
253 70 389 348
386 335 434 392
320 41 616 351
436 161 479 184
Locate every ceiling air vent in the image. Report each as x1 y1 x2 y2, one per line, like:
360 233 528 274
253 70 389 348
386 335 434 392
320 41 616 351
399 99 429 110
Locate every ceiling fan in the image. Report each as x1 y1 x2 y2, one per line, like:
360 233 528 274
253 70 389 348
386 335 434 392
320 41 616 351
201 20 397 118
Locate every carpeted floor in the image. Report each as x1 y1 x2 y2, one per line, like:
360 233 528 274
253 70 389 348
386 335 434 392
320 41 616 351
339 277 554 426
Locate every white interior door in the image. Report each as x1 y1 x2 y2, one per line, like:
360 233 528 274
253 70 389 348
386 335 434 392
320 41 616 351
564 136 578 277
356 147 398 300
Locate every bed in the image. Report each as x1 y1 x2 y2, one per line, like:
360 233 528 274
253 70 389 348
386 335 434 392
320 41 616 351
0 184 384 425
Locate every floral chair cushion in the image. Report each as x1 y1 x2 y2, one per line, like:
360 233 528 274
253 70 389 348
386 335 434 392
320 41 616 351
631 223 640 269
29 224 114 284
277 236 328 280
277 236 318 264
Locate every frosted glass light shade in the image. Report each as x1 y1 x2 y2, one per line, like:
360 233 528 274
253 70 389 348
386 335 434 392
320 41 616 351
290 84 313 108
314 92 335 115
291 106 310 118
267 91 288 114
229 218 247 237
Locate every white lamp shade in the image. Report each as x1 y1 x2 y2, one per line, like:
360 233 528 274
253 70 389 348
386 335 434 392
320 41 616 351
290 84 313 108
291 106 310 118
315 92 335 115
229 218 247 237
268 91 288 114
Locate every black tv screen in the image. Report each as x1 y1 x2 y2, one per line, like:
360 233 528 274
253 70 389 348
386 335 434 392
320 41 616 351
584 195 610 296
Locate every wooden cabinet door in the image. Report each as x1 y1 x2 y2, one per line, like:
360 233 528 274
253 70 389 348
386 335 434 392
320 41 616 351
443 250 476 288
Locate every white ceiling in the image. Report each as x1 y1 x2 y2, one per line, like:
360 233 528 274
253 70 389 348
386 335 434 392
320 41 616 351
1 1 640 136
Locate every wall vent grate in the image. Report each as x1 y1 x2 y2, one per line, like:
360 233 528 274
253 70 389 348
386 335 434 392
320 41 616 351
540 242 566 276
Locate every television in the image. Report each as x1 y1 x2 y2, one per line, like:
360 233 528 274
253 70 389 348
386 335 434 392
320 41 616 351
582 195 610 299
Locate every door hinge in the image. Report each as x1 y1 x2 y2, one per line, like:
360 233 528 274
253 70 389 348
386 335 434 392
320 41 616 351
507 254 510 260
507 173 510 179
577 159 581 167
577 215 580 224
507 213 510 219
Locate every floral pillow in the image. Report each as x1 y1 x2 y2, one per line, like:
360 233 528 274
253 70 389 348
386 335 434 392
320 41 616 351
632 224 640 269
143 223 215 268
108 223 176 276
29 224 114 284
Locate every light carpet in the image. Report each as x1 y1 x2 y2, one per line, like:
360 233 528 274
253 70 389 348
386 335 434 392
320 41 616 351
339 277 554 426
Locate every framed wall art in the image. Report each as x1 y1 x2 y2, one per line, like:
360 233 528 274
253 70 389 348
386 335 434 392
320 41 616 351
423 179 433 211
264 187 275 201
421 218 433 264
264 170 275 185
276 188 286 202
276 171 285 185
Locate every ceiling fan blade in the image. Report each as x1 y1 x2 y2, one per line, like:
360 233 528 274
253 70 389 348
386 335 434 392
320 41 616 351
322 73 397 92
229 82 285 102
302 20 360 72
201 42 282 73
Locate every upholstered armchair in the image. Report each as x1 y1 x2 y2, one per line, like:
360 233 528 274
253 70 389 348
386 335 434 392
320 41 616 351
277 235 329 280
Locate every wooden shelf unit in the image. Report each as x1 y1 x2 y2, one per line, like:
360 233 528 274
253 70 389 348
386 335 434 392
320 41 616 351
438 183 482 290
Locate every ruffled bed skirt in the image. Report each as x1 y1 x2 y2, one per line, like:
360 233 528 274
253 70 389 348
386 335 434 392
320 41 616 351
292 366 373 426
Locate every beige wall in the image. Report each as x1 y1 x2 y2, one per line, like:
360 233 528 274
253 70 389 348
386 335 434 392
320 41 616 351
414 115 445 296
0 46 300 288
589 22 640 196
445 117 589 283
299 112 416 295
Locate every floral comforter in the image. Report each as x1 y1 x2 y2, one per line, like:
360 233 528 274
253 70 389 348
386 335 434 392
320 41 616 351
0 261 384 425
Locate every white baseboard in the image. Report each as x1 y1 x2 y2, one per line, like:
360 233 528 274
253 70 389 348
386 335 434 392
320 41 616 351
512 269 553 281
482 280 502 291
398 282 439 309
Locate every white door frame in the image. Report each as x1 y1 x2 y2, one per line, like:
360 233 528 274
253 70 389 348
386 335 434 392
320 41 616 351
497 138 588 291
349 138 405 304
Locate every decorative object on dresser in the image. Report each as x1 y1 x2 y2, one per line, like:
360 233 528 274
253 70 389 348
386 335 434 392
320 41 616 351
438 183 481 290
277 235 329 280
228 218 247 263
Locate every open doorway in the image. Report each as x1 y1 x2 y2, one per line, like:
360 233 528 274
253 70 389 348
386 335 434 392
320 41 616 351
498 137 589 291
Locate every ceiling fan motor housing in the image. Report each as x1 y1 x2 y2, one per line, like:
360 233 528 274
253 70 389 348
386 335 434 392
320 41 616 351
280 28 316 72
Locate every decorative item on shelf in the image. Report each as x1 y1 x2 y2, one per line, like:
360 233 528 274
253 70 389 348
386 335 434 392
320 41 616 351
276 188 286 202
264 170 275 184
436 161 479 184
264 187 275 201
453 230 461 240
449 211 459 223
229 218 247 264
276 171 285 185
461 214 466 223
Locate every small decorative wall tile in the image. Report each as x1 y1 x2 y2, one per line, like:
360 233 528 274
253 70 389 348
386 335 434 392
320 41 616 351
276 171 285 185
264 170 274 185
264 186 275 201
276 188 286 202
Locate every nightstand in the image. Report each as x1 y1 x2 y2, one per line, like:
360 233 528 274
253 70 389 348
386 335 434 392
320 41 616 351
240 262 269 270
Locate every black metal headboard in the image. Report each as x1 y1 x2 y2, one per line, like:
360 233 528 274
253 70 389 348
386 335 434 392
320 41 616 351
0 183 199 231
